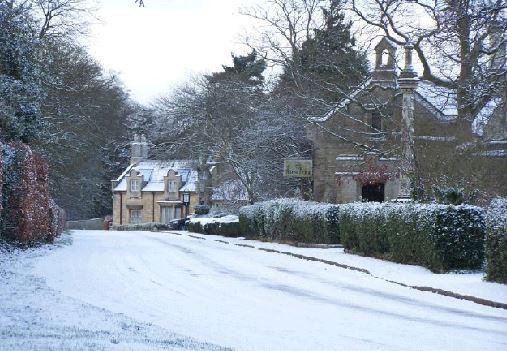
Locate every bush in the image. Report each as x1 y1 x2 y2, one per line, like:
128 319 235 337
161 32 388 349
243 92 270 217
112 222 174 231
187 215 241 237
188 221 241 237
239 199 340 244
1 142 65 242
340 202 485 272
194 205 210 215
485 198 507 283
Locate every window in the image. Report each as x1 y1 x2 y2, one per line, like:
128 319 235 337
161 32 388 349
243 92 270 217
129 209 142 224
161 207 173 223
167 180 177 192
371 112 382 131
381 50 390 66
130 179 140 192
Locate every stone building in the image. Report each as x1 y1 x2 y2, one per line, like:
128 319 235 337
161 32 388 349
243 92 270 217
309 37 506 204
111 135 210 226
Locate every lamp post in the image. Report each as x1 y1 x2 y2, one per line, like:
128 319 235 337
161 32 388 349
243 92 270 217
397 41 419 200
182 192 190 217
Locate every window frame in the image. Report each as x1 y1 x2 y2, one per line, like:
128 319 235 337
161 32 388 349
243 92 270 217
167 180 177 192
130 179 140 192
129 209 142 224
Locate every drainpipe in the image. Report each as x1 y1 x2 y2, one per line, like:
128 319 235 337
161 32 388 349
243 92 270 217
120 192 123 225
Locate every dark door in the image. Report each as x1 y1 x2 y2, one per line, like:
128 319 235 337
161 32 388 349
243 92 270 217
362 183 385 202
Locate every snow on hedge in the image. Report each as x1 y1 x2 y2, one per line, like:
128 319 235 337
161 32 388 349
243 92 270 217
239 199 486 272
486 198 507 283
189 215 239 225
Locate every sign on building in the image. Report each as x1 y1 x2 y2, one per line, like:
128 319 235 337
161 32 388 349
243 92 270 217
284 159 313 178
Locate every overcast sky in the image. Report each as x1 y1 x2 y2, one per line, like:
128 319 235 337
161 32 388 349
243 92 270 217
88 0 258 103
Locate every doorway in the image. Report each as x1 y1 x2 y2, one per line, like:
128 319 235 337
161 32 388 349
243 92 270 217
361 183 385 202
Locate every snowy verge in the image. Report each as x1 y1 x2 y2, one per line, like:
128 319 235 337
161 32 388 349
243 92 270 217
169 231 507 304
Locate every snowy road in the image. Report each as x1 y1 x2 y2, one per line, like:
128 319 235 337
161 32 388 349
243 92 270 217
33 230 507 351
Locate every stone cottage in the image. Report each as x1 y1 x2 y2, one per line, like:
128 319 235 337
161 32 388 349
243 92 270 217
111 135 210 226
309 37 506 203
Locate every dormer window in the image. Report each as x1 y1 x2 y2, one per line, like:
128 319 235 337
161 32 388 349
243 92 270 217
130 179 140 192
167 180 177 192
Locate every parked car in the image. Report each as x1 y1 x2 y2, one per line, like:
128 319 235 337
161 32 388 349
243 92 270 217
167 218 187 230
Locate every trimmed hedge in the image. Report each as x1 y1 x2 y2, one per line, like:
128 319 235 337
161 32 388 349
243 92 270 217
239 199 486 272
239 199 340 244
485 198 507 283
187 220 241 237
340 202 485 272
112 222 174 231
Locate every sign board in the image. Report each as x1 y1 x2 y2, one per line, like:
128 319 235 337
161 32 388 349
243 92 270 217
284 159 313 178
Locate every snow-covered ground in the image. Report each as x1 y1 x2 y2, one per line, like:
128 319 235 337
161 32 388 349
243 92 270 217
23 230 507 351
190 232 507 303
0 237 228 351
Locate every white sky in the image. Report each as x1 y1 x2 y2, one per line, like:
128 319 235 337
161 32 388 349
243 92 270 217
88 0 258 103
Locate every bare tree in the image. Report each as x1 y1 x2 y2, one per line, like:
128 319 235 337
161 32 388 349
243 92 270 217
349 0 507 123
33 0 95 39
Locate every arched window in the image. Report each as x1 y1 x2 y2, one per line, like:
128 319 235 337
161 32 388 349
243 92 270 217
381 50 390 66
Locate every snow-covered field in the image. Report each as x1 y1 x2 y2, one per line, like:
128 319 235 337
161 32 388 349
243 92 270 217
4 230 507 351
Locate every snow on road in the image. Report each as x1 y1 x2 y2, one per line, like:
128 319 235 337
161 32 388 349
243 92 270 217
33 230 507 351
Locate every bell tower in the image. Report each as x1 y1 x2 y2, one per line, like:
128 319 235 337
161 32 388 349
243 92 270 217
372 37 397 86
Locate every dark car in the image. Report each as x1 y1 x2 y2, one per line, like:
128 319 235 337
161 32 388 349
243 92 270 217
167 218 188 230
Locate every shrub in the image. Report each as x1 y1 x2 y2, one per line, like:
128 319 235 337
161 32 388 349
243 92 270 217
340 202 485 272
194 205 210 215
239 199 340 244
112 222 174 231
187 215 241 237
485 198 507 283
1 142 65 242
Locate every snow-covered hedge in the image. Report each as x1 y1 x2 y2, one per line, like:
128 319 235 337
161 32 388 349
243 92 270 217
112 222 175 232
340 202 485 272
485 198 507 283
239 199 340 244
187 215 240 237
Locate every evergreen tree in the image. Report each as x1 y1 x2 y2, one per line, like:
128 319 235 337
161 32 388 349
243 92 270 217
278 0 369 107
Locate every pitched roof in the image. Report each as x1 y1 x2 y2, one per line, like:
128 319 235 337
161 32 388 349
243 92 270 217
113 160 199 193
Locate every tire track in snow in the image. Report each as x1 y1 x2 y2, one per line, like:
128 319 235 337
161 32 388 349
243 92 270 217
148 234 507 337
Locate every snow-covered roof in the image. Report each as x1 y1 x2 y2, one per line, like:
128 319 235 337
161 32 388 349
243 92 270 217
415 80 457 120
472 97 503 136
113 160 199 193
317 78 461 123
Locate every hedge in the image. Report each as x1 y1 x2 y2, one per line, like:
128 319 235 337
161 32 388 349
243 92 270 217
239 198 340 244
187 220 241 237
112 222 174 231
239 199 486 272
340 202 485 272
485 198 507 283
1 142 65 242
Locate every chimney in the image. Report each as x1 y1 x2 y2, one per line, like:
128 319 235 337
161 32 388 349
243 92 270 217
131 134 149 165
